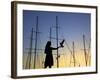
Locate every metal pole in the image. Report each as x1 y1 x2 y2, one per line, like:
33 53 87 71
72 41 75 67
34 16 38 69
83 35 87 66
26 28 33 69
50 27 52 41
56 16 59 68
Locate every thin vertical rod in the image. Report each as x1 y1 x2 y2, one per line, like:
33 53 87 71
72 41 75 67
56 16 59 68
70 51 72 67
88 39 91 66
34 16 38 69
83 35 87 66
50 27 52 41
26 28 33 69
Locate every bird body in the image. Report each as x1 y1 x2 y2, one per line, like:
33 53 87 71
60 39 65 47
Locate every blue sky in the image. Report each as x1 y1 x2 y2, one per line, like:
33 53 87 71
23 10 91 53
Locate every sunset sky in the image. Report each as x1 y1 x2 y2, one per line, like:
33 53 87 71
23 10 91 68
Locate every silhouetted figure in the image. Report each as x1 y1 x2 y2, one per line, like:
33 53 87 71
44 41 63 68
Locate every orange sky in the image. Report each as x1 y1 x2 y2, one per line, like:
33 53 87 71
23 49 91 69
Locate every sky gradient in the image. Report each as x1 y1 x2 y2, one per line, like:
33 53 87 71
23 10 90 52
23 10 91 68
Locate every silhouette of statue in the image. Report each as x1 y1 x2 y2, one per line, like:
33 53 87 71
44 41 64 68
